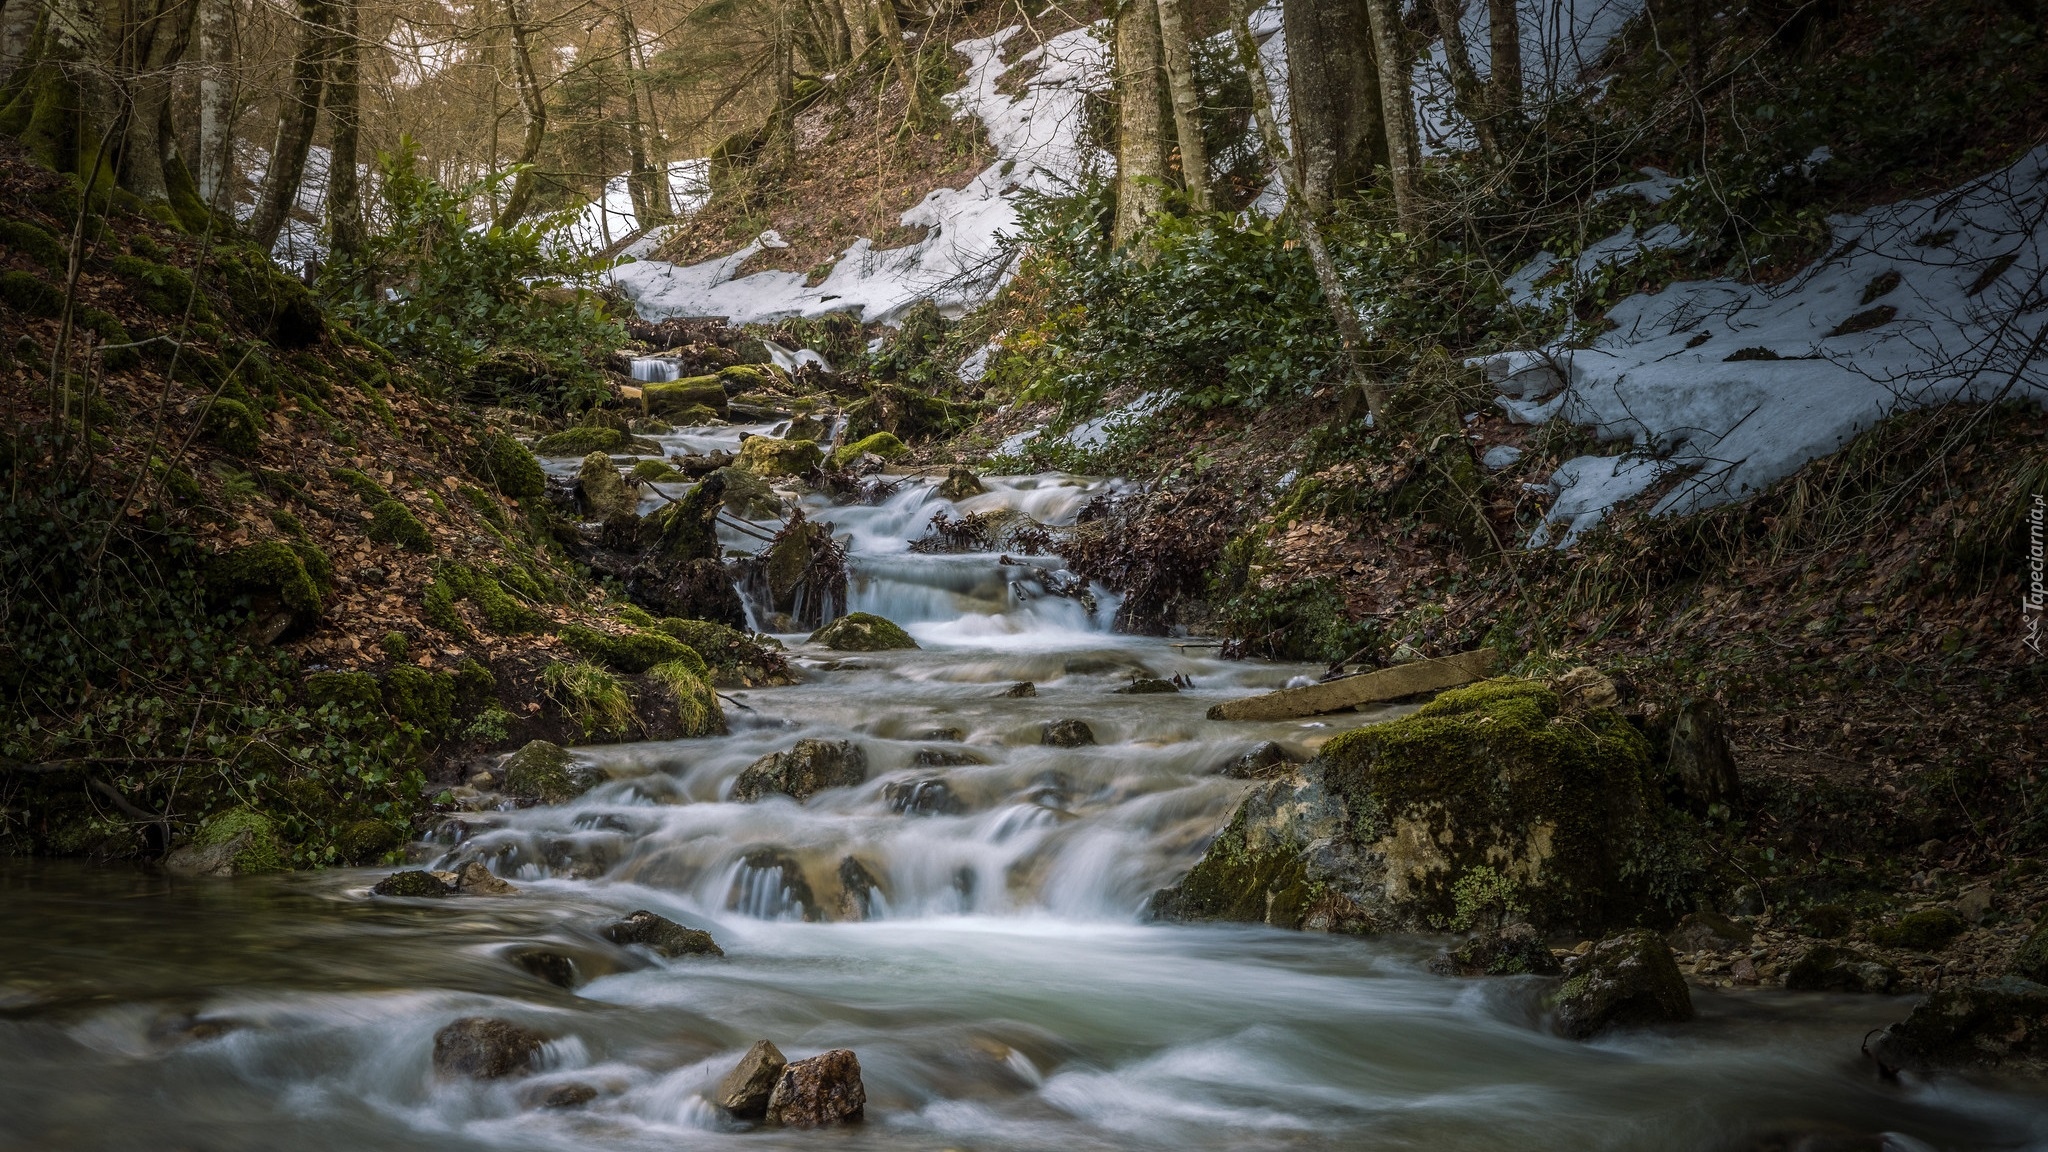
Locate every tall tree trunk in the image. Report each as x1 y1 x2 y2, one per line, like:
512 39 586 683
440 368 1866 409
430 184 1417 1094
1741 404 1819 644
871 0 916 124
772 0 794 166
117 0 200 203
1154 0 1208 210
247 0 332 252
1282 0 1383 216
496 0 547 227
196 0 235 205
615 3 664 224
1112 0 1166 247
0 0 38 76
1430 0 1497 160
1361 0 1421 234
1485 0 1520 118
1229 0 1387 423
325 0 362 256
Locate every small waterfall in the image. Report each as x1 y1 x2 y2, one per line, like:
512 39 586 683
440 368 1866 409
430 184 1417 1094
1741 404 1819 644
631 357 680 382
761 340 834 375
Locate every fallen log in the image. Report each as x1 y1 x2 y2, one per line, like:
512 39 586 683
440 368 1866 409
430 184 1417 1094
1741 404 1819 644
1206 649 1502 721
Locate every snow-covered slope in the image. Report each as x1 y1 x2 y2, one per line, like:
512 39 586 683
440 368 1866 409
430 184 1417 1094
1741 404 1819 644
609 23 1111 325
1480 145 2048 547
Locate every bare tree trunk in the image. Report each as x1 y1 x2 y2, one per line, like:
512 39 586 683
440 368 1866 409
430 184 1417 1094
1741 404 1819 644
1112 0 1166 247
0 0 38 76
1229 0 1386 423
1485 0 1521 117
871 0 916 123
196 0 235 205
1282 0 1384 215
496 0 547 227
772 0 794 166
616 2 664 223
118 0 201 203
325 0 362 256
1362 0 1421 234
1154 0 1208 210
247 0 332 252
1431 0 1497 160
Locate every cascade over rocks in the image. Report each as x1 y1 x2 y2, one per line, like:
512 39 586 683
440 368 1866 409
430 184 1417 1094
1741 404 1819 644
1151 680 1669 934
432 1017 548 1079
731 739 869 803
1550 930 1695 1039
738 509 847 631
765 1049 866 1127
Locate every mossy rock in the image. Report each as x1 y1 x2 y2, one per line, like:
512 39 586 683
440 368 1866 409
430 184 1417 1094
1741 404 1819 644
651 660 725 737
332 466 392 503
828 432 907 470
337 819 407 864
305 670 382 714
731 739 868 803
576 451 634 520
111 254 205 318
372 869 452 897
473 433 546 499
533 425 628 456
166 807 288 876
711 465 784 520
2014 922 2048 984
207 541 323 631
1870 907 1967 951
646 474 727 564
1869 977 2048 1075
736 436 822 477
630 458 685 483
843 382 970 442
1549 929 1693 1039
559 623 698 674
644 376 730 421
601 910 724 957
936 466 985 500
715 363 781 392
809 612 916 651
1785 944 1900 993
211 243 323 347
0 218 67 270
367 499 432 552
0 269 62 316
501 739 601 804
384 665 455 731
1153 679 1663 934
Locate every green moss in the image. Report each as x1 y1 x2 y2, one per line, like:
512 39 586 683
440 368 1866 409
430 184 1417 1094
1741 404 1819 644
647 660 726 737
209 243 323 347
331 466 391 503
501 738 595 803
630 458 685 482
0 218 67 269
423 572 469 636
715 363 778 391
736 436 822 477
616 604 658 627
383 665 455 732
0 269 62 316
110 253 206 318
643 376 728 421
533 425 627 456
457 483 511 532
829 432 907 470
208 541 323 626
473 433 545 498
471 571 544 633
540 662 637 739
336 818 405 864
809 612 918 651
451 658 497 712
305 670 382 713
193 807 286 874
367 499 432 552
1871 907 1968 951
559 623 697 673
201 397 262 456
380 630 409 662
1151 793 1326 925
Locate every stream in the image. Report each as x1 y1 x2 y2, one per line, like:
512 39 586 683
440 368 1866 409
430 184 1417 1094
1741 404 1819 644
3 423 2045 1150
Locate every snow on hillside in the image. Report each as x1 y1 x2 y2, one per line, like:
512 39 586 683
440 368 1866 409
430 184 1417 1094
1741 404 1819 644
552 161 712 258
608 23 1111 325
1416 0 1647 155
1479 145 2048 547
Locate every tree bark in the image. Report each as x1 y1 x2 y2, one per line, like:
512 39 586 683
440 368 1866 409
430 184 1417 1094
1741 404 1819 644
1112 0 1166 247
616 2 665 224
495 0 547 227
871 0 916 123
117 0 201 203
1361 0 1421 234
772 0 794 166
1154 0 1208 210
1485 0 1521 117
247 0 333 252
325 0 362 256
0 0 38 77
1229 0 1387 423
1281 0 1383 216
196 0 235 206
1430 0 1497 160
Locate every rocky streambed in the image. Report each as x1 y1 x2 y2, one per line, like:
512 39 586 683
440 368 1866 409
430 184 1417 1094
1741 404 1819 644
2 438 2045 1149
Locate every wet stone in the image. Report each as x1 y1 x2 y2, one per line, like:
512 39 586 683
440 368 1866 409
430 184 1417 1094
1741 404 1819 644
731 738 868 803
513 949 578 988
455 860 518 895
1551 930 1694 1039
1041 719 1095 748
432 1017 547 1079
1220 741 1296 780
886 778 965 816
1001 681 1037 698
524 1081 598 1110
601 909 724 958
1666 911 1753 953
1784 944 1899 993
912 747 985 768
913 727 964 742
1429 924 1563 977
372 870 451 898
765 1049 866 1127
717 1039 788 1118
1114 677 1180 694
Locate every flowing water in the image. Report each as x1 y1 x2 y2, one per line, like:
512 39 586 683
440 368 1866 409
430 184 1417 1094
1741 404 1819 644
4 428 2045 1150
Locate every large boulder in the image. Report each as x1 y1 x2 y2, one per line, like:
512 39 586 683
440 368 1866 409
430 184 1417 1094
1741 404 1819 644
716 1039 788 1118
1041 719 1095 748
809 612 916 652
600 909 724 958
372 869 452 897
164 808 287 876
1151 680 1665 934
576 451 634 521
712 465 785 521
765 1049 866 1127
1551 929 1694 1039
731 739 868 803
1667 698 1740 811
501 740 601 805
433 1017 548 1079
643 375 729 421
1784 944 1900 993
737 436 822 477
1866 977 2048 1077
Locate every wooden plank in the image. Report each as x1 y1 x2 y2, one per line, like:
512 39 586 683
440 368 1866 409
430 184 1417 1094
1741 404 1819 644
1205 649 1501 722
